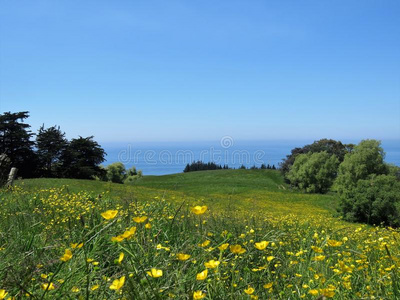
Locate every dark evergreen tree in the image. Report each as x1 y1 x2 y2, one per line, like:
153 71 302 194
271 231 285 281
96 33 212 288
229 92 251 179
36 125 68 177
0 111 37 177
60 136 106 179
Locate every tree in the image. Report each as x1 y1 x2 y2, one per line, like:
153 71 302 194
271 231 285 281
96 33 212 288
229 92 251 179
287 151 339 193
105 162 127 183
36 125 68 177
0 111 37 177
61 136 106 179
335 140 387 196
339 175 400 227
280 139 350 179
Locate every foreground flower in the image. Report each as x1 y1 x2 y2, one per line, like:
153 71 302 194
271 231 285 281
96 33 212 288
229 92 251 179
91 285 99 291
0 290 8 299
267 256 275 262
41 283 55 291
60 249 73 262
147 268 163 278
117 252 124 264
263 282 273 289
133 216 148 223
101 210 118 220
196 269 208 280
327 239 343 247
230 244 246 254
309 289 319 296
109 276 125 291
191 205 207 215
218 243 229 251
254 241 269 250
244 286 255 295
193 290 206 299
177 253 191 261
204 259 220 269
313 255 326 261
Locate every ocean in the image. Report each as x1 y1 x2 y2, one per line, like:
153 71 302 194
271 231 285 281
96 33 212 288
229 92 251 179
102 139 400 176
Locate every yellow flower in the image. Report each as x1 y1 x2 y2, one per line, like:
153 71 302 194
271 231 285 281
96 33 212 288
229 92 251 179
41 282 55 291
230 244 246 254
71 242 84 249
218 243 229 251
147 268 163 278
196 269 208 280
199 240 211 247
204 259 220 269
0 289 8 299
121 227 136 239
111 235 125 243
267 256 275 262
308 289 319 296
313 255 326 261
133 216 148 223
327 239 343 247
145 223 152 229
60 249 73 262
191 205 207 215
254 241 269 250
118 252 124 264
109 276 125 290
177 253 191 261
71 286 80 293
321 288 335 298
91 285 99 291
263 282 273 289
193 290 206 299
311 246 323 253
244 286 255 295
101 210 118 220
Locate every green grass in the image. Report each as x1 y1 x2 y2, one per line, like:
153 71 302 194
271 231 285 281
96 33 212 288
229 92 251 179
1 170 398 299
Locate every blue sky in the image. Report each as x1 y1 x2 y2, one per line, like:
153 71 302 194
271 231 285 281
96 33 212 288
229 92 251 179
1 0 399 143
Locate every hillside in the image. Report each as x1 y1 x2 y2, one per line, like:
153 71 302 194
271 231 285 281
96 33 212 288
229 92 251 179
1 170 398 299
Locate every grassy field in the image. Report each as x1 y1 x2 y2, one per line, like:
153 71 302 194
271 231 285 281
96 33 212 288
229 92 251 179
1 170 399 299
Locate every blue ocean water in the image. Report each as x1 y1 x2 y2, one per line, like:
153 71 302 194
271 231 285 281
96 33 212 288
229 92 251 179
102 139 400 176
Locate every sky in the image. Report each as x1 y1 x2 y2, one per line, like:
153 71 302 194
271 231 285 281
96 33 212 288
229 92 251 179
0 0 399 143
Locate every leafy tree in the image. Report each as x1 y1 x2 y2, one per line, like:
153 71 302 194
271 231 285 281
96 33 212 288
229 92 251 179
339 175 400 227
36 125 68 177
287 151 339 193
0 111 37 177
127 166 137 176
335 140 387 196
280 139 350 179
105 162 127 183
61 136 106 179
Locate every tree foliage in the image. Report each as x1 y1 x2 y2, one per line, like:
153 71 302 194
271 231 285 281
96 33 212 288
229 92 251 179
287 151 339 193
105 162 127 184
60 136 106 179
0 111 37 177
36 125 68 177
339 175 400 227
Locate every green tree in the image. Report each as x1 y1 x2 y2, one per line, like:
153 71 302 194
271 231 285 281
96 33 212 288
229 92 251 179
0 111 37 177
36 125 68 177
287 151 339 193
105 162 127 183
339 175 400 227
61 136 106 179
335 140 387 196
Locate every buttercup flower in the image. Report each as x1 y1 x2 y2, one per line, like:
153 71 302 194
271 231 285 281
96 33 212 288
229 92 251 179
147 268 163 278
191 205 207 215
254 241 269 250
101 210 118 220
196 269 208 280
60 249 73 262
109 276 125 290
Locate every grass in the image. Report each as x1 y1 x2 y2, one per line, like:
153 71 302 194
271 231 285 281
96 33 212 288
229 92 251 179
0 170 399 299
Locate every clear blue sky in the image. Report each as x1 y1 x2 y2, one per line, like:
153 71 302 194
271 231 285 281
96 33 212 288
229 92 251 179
1 0 399 143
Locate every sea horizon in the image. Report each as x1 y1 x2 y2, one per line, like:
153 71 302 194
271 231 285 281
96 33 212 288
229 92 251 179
102 139 400 176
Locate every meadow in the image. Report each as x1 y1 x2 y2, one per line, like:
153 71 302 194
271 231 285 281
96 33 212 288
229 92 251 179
0 169 399 299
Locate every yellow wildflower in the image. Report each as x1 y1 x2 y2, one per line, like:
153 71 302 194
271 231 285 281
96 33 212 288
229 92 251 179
118 252 124 264
60 249 73 262
193 290 206 299
0 290 8 299
191 205 207 215
204 259 220 269
147 268 163 278
244 286 255 295
254 241 269 250
196 269 208 280
230 244 246 254
109 276 125 291
177 253 191 261
218 243 229 251
101 210 118 220
41 283 55 291
133 216 148 223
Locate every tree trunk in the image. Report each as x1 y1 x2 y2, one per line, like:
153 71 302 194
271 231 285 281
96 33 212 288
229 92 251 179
7 167 18 187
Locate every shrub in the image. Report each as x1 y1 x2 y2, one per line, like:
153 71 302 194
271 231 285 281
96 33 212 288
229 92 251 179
286 151 339 193
339 175 400 227
106 162 126 183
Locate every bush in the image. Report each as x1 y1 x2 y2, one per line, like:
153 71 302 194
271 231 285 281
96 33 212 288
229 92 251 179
335 140 387 196
105 162 126 183
339 175 400 227
286 151 339 193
